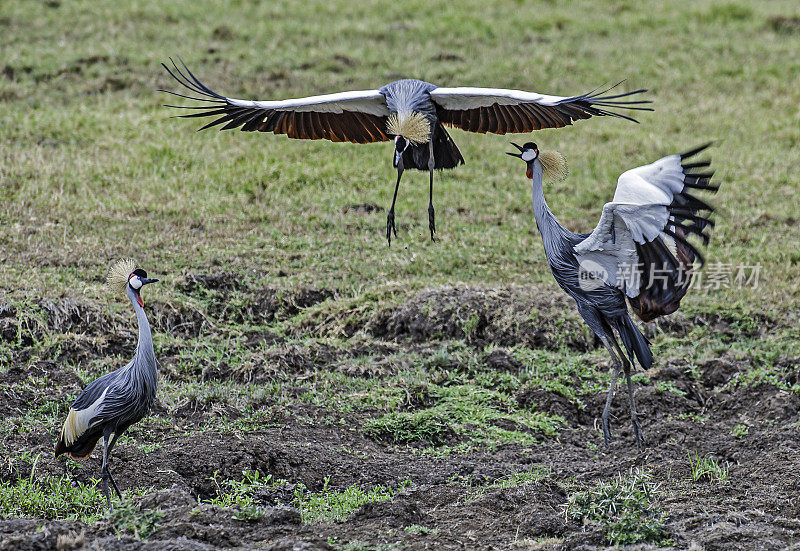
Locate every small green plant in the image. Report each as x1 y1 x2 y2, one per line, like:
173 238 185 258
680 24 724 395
363 410 452 446
0 475 105 522
674 412 708 424
654 380 687 397
0 455 105 523
566 469 669 545
404 524 438 535
207 470 411 524
466 467 549 502
207 470 275 521
687 452 730 483
300 477 412 524
107 500 163 540
731 423 749 438
461 312 481 340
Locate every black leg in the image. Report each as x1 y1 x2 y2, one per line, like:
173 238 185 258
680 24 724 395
386 168 402 245
107 470 123 499
101 433 113 510
106 432 124 499
600 338 622 448
624 364 643 451
612 342 644 451
614 342 643 451
427 139 436 241
428 169 436 241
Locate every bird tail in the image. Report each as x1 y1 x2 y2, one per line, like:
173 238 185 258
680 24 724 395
404 123 465 171
617 315 653 370
55 432 101 459
432 124 464 169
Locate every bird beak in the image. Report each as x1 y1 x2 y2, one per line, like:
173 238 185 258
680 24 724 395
506 142 523 158
140 278 159 286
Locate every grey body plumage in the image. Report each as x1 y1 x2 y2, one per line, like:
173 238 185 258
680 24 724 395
509 142 717 448
55 263 158 508
161 59 651 244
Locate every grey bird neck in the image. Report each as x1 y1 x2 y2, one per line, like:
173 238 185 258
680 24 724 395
126 286 157 379
530 160 569 256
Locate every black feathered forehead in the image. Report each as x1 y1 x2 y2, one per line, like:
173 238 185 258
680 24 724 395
132 268 148 278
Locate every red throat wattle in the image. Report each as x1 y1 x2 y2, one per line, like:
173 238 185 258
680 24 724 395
526 167 533 179
136 295 144 307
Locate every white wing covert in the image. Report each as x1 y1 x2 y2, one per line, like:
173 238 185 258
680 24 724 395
574 145 716 301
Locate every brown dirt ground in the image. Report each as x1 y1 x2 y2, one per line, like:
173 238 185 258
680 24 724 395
1 285 799 550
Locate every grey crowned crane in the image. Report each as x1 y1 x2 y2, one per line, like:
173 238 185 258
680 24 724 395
161 59 651 244
55 259 159 508
506 142 717 449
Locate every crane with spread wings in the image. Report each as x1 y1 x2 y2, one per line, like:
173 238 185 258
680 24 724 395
507 142 717 449
161 59 651 243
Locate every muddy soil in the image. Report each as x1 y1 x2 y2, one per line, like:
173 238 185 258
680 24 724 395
1 285 798 550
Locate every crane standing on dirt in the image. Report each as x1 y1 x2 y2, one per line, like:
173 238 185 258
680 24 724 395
161 59 650 244
55 259 159 509
507 142 717 449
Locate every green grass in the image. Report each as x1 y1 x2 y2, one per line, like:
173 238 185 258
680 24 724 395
107 500 164 540
2 0 800 307
0 474 105 523
207 469 273 521
687 451 730 483
465 466 550 502
654 380 688 397
566 469 670 546
301 477 412 524
207 470 411 524
0 454 162 530
731 423 750 438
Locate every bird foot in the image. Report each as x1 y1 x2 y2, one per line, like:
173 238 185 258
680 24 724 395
601 415 613 448
630 411 644 451
101 471 114 510
386 210 398 245
428 204 436 241
108 472 123 499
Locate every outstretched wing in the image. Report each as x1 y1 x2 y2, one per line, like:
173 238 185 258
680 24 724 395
574 144 717 320
430 83 651 133
160 59 391 144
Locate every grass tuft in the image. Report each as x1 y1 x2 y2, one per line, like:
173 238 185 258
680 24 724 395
207 470 411 524
687 452 730 483
301 477 412 524
566 469 669 546
207 470 270 521
0 474 105 523
465 467 549 502
107 500 164 540
363 409 453 446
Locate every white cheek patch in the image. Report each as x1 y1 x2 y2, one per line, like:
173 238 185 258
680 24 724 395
129 276 143 289
522 150 537 162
